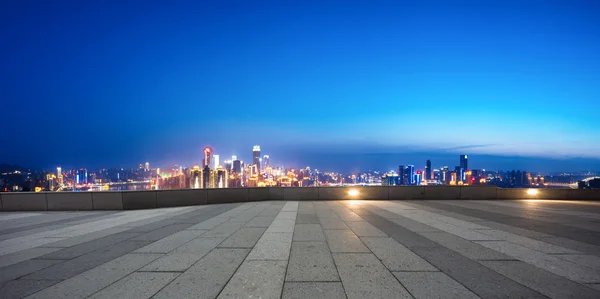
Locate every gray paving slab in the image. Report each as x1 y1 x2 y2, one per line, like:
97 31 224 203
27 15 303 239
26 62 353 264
88 272 180 299
24 253 162 299
0 247 61 268
333 253 412 299
538 236 600 255
293 224 326 241
477 229 578 254
217 260 287 299
324 230 370 253
152 248 249 299
40 232 140 260
393 271 479 299
243 216 275 227
218 227 267 248
134 229 207 253
361 237 438 271
0 279 60 299
554 254 600 270
131 224 192 241
282 282 346 299
295 214 320 224
141 237 224 272
22 240 153 280
40 226 132 248
186 217 229 230
0 259 62 285
319 217 349 230
389 217 441 233
345 221 387 237
482 260 600 299
286 241 339 282
120 219 176 233
202 221 245 238
420 231 515 261
247 232 293 260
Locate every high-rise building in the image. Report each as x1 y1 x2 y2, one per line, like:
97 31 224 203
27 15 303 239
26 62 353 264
263 155 270 170
203 147 212 168
215 166 228 188
77 168 87 184
212 155 220 170
57 167 63 186
233 159 242 174
407 165 415 185
415 170 422 185
145 162 150 171
253 145 261 172
191 166 201 189
460 155 468 171
224 160 232 172
202 165 211 188
455 166 464 183
425 160 432 180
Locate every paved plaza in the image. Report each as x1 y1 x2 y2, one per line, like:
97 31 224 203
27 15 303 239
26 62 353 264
1 199 600 298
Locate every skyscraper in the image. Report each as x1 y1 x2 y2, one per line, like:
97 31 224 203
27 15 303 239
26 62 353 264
233 159 242 174
407 165 415 185
202 165 211 188
425 160 432 180
145 162 150 171
253 145 261 172
263 155 270 170
460 155 468 171
224 160 232 172
212 155 220 170
203 147 212 168
57 167 63 185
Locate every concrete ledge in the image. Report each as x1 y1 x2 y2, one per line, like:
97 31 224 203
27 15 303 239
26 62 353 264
283 187 319 200
461 186 498 200
92 192 123 210
248 188 270 202
207 188 248 204
497 188 516 199
0 193 3 211
269 187 284 201
317 187 349 200
568 189 600 200
47 192 93 211
1 192 48 211
122 191 158 210
389 186 424 200
157 189 207 207
424 186 461 200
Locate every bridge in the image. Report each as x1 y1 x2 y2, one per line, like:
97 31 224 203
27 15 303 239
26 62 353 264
0 187 599 298
543 176 600 189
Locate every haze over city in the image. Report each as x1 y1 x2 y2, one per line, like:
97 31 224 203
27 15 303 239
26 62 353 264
1 0 599 172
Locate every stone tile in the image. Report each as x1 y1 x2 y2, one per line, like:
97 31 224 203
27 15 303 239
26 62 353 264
295 214 320 224
41 227 132 248
324 230 370 253
131 224 191 241
275 211 298 220
88 272 180 299
286 242 339 282
319 217 349 230
41 232 139 260
389 217 440 233
0 259 62 285
282 282 346 299
478 229 578 254
141 237 224 272
477 240 600 283
293 224 325 241
334 211 363 222
247 232 293 260
134 229 207 253
538 236 600 254
243 216 275 228
24 253 162 299
361 237 437 271
482 260 600 299
0 247 61 268
217 260 287 299
394 271 479 299
420 231 514 261
218 227 266 248
0 279 60 299
346 221 387 237
185 217 229 230
153 248 249 299
23 240 153 280
265 219 296 233
202 221 245 238
333 253 411 299
555 254 600 270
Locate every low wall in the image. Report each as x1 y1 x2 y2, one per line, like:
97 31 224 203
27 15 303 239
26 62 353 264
0 186 598 211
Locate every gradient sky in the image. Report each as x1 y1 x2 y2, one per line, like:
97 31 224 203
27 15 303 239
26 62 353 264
1 0 599 172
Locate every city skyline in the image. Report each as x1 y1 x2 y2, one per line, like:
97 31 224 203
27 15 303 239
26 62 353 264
1 1 599 171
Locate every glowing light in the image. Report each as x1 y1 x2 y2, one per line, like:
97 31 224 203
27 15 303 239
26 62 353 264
527 189 539 195
348 189 360 197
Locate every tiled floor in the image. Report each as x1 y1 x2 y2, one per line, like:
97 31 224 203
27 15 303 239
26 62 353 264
1 199 600 298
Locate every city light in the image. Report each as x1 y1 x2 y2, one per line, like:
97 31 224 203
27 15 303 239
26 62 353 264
527 189 539 195
348 189 359 197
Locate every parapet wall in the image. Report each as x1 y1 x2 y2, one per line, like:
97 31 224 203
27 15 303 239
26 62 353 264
0 186 598 211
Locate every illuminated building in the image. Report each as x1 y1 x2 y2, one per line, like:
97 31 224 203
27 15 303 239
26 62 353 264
212 155 220 170
460 155 468 171
253 145 261 172
415 170 422 185
381 173 399 186
263 155 270 170
77 169 87 184
203 147 212 168
233 159 242 174
465 170 473 185
215 166 228 188
57 167 63 185
224 160 232 171
450 172 457 185
425 160 432 180
202 165 211 188
191 166 201 189
455 166 464 183
145 162 150 171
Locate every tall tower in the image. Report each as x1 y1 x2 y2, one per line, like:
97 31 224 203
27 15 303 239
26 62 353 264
57 167 63 186
145 162 150 171
460 155 468 171
425 160 432 180
212 155 220 170
203 147 212 168
263 155 270 170
253 145 261 172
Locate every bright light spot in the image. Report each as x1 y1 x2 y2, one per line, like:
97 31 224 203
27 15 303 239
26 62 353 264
348 189 360 197
527 189 539 195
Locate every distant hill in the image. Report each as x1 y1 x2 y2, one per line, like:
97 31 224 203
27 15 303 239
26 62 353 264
0 163 25 173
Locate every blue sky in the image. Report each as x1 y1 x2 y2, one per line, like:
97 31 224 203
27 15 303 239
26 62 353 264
1 0 599 171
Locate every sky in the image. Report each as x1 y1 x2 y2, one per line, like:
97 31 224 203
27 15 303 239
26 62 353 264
1 0 599 172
